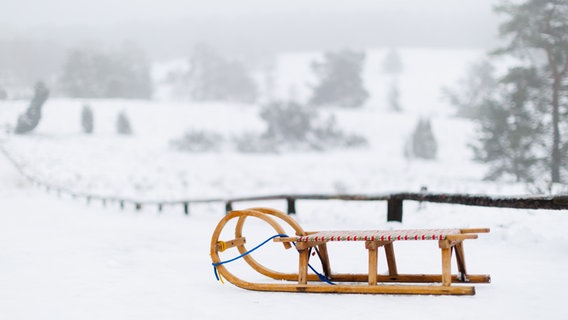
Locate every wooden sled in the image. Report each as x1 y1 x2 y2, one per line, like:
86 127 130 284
210 207 490 295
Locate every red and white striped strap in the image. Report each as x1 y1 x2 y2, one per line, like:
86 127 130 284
297 229 461 242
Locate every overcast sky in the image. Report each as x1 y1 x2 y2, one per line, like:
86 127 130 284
2 0 498 28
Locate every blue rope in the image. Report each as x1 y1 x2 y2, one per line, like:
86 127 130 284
212 234 288 281
307 257 335 284
212 234 334 285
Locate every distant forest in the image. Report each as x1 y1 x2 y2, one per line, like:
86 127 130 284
0 11 497 86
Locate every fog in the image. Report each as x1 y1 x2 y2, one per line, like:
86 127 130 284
1 1 500 53
0 0 500 89
2 0 497 27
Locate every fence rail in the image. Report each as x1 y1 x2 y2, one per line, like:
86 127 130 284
225 192 568 222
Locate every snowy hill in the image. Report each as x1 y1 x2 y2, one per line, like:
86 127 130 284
1 48 567 319
0 48 512 200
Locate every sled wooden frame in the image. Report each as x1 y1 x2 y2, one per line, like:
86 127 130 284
210 207 490 295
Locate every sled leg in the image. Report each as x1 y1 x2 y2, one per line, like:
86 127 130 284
439 240 453 287
454 242 468 281
366 242 378 285
298 246 309 285
316 243 331 278
384 242 398 276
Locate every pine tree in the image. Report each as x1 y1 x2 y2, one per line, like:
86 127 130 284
495 0 568 183
0 86 7 100
382 48 403 75
442 59 498 119
116 111 132 135
471 67 546 182
187 44 257 104
81 104 94 134
236 100 368 152
260 100 316 142
60 45 152 99
408 118 437 160
387 81 402 112
15 81 49 134
309 49 369 108
382 48 404 113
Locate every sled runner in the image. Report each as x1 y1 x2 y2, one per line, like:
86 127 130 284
210 207 490 295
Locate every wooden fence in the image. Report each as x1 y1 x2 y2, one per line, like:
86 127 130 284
3 145 568 222
225 192 568 222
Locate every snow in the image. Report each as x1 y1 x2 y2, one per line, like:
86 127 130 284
1 48 568 319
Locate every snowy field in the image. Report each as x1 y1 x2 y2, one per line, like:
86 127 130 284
1 48 568 319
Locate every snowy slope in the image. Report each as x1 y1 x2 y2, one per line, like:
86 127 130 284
1 152 568 320
1 48 567 319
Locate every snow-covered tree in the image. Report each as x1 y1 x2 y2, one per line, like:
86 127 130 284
387 81 402 112
235 100 367 152
186 43 257 104
14 81 49 134
383 48 404 113
471 67 546 182
81 104 94 134
116 111 132 135
406 118 437 160
495 0 568 183
170 130 224 152
260 100 317 143
60 44 152 99
442 59 498 119
0 86 7 100
382 48 403 75
309 49 369 108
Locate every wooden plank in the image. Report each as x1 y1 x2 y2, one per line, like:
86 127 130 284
460 228 490 234
266 272 490 284
327 273 490 284
446 234 478 241
292 284 476 295
234 282 476 295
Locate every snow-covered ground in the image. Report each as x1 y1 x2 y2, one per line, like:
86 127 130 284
1 48 567 319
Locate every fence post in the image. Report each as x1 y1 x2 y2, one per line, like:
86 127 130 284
387 198 403 222
183 202 189 215
286 197 296 215
225 201 233 214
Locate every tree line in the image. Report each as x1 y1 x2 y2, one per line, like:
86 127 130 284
11 42 372 108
